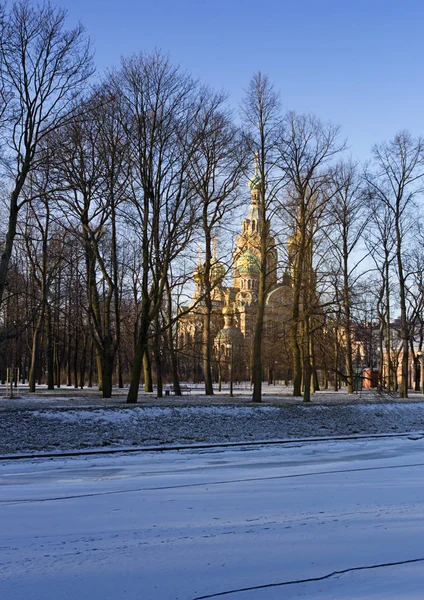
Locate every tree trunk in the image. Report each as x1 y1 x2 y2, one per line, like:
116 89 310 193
397 232 408 398
166 279 182 396
153 314 163 398
203 310 214 395
29 311 43 393
46 304 54 390
66 320 72 386
343 261 354 393
127 313 150 404
143 349 153 392
385 258 393 391
291 223 305 398
73 329 79 389
54 342 61 388
252 217 267 403
88 341 94 388
154 347 163 398
0 174 29 307
101 349 114 399
303 356 312 402
96 352 103 391
334 325 339 392
79 333 88 389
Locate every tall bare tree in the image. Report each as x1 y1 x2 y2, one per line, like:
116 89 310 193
277 113 344 398
189 92 247 395
365 200 396 390
365 132 424 397
327 162 368 392
0 1 93 307
242 72 281 402
112 52 199 404
52 98 123 398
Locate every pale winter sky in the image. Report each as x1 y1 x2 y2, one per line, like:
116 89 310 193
57 0 424 162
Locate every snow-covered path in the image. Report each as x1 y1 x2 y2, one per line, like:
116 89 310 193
2 437 424 599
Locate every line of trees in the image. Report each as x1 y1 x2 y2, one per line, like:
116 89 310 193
1 1 424 402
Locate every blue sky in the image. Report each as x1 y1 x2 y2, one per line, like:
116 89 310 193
57 0 424 162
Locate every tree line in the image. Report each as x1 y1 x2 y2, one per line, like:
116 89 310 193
1 1 424 402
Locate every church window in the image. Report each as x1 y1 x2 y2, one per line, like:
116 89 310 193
248 280 251 290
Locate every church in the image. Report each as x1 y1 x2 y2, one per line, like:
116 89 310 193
178 159 292 384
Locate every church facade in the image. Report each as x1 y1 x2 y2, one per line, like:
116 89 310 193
178 162 292 384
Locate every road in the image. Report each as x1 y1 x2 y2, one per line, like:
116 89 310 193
1 436 424 599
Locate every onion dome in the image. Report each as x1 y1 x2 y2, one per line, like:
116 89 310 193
210 259 226 283
216 306 244 346
193 260 225 285
193 264 204 284
248 173 261 192
215 325 244 346
237 250 260 275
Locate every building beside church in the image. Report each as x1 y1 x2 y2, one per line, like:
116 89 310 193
178 160 292 384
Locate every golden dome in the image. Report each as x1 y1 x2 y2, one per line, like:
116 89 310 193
193 264 204 283
193 259 225 284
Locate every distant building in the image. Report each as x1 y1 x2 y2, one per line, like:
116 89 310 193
179 159 291 383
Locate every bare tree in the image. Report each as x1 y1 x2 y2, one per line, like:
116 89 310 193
277 113 344 399
365 132 424 397
0 1 93 307
365 200 396 390
242 72 281 402
52 97 124 398
21 192 65 392
112 52 200 403
188 91 247 395
327 162 368 392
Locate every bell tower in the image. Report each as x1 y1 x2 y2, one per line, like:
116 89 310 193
233 154 277 298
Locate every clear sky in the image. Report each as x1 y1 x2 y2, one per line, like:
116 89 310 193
56 0 424 162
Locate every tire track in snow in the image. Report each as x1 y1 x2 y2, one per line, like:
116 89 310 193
192 557 424 598
2 460 424 506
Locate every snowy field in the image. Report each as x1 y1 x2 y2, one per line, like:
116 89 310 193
2 397 424 455
2 435 424 599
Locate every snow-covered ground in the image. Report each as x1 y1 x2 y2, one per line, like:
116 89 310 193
2 398 424 455
2 435 424 599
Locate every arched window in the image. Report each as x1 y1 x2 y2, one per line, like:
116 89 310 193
248 280 251 290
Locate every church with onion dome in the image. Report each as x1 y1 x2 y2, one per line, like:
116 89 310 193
178 158 292 383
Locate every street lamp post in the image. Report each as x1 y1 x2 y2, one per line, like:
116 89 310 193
226 343 233 397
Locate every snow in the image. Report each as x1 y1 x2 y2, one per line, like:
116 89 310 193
3 399 424 455
2 436 424 599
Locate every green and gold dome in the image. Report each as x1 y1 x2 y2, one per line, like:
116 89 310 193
236 250 259 275
210 259 226 283
248 173 261 192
